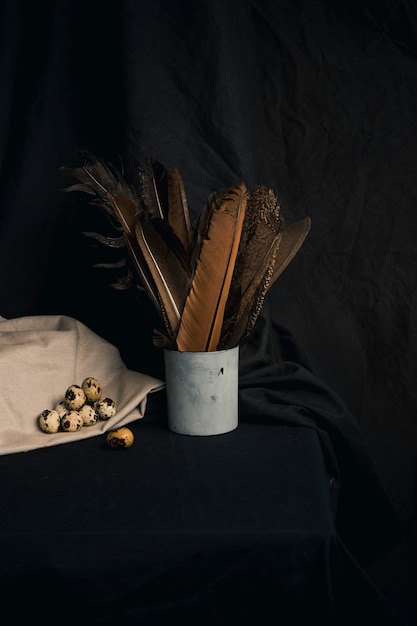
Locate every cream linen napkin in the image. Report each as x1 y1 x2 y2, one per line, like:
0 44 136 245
0 314 165 455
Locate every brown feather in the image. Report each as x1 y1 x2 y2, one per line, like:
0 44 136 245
61 152 143 221
107 194 138 232
149 217 191 274
229 216 311 347
268 216 311 287
220 185 283 348
167 168 193 256
175 184 247 352
135 219 191 340
220 232 283 348
188 188 226 271
137 159 167 219
107 194 168 322
137 160 192 268
240 216 311 341
63 157 167 323
62 153 311 353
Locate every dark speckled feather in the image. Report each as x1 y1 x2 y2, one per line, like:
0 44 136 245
62 153 311 351
220 185 284 348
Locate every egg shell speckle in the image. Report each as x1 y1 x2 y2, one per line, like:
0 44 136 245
79 403 98 426
96 397 117 420
39 409 61 434
54 400 68 419
106 427 134 449
81 377 102 403
65 385 86 410
61 410 83 432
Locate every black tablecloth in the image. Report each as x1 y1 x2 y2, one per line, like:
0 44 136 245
0 352 406 625
1 1 417 622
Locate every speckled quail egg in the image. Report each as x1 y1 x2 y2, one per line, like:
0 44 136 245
64 385 86 411
81 377 102 404
38 409 61 434
54 400 68 419
106 427 134 449
60 410 83 432
79 403 98 427
96 397 117 420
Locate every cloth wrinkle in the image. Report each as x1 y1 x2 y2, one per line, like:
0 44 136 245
0 314 164 456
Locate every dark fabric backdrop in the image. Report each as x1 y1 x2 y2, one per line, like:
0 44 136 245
1 0 416 619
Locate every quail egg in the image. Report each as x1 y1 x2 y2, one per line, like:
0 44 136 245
38 409 61 434
81 377 102 404
106 427 134 449
54 400 68 419
60 410 83 432
96 397 117 420
79 403 98 427
64 385 86 411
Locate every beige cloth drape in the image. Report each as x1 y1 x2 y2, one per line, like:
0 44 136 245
0 315 165 455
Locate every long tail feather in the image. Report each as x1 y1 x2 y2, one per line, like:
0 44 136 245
220 185 283 347
62 154 168 323
138 160 192 268
220 231 283 348
167 168 193 256
225 216 311 347
175 184 247 352
268 216 311 287
135 219 191 339
138 159 167 219
106 193 170 325
189 188 226 270
62 153 311 353
62 151 143 220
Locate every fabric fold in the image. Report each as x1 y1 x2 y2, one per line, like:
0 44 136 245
0 314 165 455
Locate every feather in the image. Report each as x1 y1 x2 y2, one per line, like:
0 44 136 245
152 328 173 349
82 232 126 248
149 217 191 274
107 195 173 326
220 190 311 349
220 231 284 348
166 168 193 256
224 217 311 348
62 153 311 353
219 185 284 348
268 216 311 287
62 151 143 221
137 159 167 219
175 184 247 352
135 218 191 340
189 188 226 270
62 154 167 322
138 160 192 266
123 232 165 324
94 258 128 269
110 275 135 290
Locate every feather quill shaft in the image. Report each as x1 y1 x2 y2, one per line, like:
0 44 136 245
72 160 168 324
62 153 143 221
109 195 167 322
220 231 283 348
138 161 192 268
135 220 191 338
176 184 247 352
124 234 163 318
224 216 311 348
62 153 311 353
220 185 283 347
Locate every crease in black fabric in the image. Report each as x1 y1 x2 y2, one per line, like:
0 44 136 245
237 303 403 565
